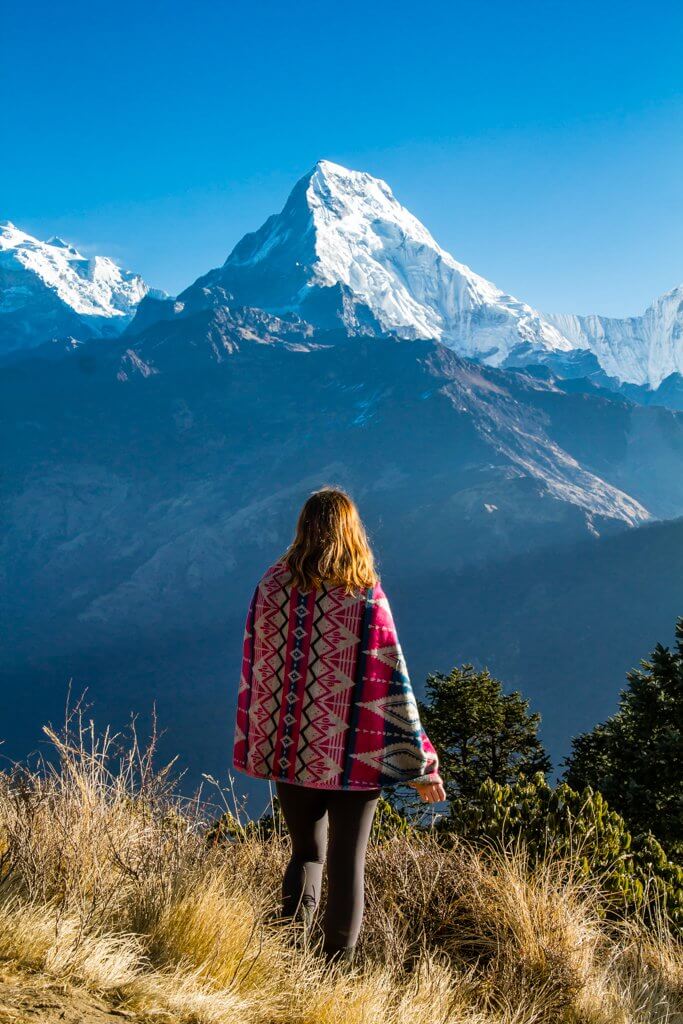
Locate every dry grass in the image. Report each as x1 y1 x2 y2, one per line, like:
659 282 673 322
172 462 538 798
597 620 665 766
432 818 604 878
0 717 681 1024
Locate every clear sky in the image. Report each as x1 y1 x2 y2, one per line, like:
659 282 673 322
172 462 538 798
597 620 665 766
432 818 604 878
2 0 682 316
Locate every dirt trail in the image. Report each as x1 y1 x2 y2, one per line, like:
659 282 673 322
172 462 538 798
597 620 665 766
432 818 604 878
0 969 140 1024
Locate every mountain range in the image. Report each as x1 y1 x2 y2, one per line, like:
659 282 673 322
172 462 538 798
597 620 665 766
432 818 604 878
4 162 683 403
2 160 682 792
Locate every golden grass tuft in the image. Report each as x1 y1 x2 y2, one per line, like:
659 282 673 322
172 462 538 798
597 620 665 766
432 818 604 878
0 715 680 1024
0 899 142 990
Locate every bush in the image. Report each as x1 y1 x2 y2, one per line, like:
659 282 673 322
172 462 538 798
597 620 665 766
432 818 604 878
447 772 683 929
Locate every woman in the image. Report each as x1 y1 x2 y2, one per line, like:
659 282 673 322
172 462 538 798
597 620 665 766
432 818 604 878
233 487 445 965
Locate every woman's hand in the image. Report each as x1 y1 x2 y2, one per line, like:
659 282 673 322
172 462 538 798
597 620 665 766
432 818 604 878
408 778 447 803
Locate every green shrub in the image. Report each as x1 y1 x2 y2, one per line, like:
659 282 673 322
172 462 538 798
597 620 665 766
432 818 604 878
446 772 683 929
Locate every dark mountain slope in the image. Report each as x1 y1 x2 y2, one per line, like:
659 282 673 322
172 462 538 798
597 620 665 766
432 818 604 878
1 318 682 792
394 516 683 764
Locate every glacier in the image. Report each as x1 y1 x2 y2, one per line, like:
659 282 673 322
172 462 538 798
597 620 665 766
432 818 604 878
546 284 683 388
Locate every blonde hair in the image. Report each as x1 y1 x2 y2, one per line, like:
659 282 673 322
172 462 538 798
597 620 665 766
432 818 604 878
283 487 378 594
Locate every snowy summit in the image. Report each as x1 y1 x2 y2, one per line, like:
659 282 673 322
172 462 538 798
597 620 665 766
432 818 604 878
212 160 573 365
187 160 679 389
546 285 683 389
4 165 681 388
0 221 155 354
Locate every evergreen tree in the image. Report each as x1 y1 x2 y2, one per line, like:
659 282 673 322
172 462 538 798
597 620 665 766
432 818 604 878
564 618 683 857
418 664 551 802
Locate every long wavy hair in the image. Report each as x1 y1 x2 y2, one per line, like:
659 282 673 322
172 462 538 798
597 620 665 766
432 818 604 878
282 487 378 594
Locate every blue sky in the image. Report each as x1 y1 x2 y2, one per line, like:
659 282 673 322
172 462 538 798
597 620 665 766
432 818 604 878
2 0 682 315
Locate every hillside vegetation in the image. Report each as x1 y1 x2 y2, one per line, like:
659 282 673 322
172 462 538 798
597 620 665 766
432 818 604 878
0 719 681 1024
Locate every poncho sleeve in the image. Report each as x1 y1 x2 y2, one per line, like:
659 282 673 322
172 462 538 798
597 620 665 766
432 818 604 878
347 583 442 787
384 593 442 785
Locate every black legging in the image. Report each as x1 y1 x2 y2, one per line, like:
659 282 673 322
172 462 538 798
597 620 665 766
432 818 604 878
275 780 381 953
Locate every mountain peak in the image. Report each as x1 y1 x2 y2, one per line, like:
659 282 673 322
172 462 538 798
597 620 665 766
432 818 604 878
308 158 394 196
47 235 76 251
0 222 80 255
0 221 32 247
0 223 155 355
311 157 353 176
546 281 683 387
209 162 572 360
173 162 681 388
304 159 426 247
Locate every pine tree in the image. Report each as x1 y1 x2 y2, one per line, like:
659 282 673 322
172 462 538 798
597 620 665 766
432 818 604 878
564 618 683 856
418 664 551 802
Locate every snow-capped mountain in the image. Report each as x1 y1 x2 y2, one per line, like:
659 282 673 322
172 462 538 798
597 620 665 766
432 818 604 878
546 284 683 388
6 164 682 391
172 160 681 393
187 160 573 365
0 221 156 354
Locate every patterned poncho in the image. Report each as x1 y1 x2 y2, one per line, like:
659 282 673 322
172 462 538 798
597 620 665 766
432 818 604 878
233 562 440 790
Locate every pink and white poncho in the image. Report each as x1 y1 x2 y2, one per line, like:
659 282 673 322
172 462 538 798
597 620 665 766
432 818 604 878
233 562 441 790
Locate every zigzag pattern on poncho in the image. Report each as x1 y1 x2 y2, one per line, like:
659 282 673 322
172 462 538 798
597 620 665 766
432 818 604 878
233 562 440 791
